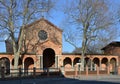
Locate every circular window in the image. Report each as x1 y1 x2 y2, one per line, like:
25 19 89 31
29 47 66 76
38 30 48 40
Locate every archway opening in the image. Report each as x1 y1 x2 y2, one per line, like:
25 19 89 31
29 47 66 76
24 57 34 74
0 57 10 74
101 58 108 70
43 48 55 68
63 57 72 68
24 57 34 69
12 58 22 68
85 57 91 70
73 57 80 66
93 58 100 71
110 58 117 74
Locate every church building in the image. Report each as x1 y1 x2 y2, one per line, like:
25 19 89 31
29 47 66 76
0 18 120 77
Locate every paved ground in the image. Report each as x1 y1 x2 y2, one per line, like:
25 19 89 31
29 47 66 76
0 75 120 84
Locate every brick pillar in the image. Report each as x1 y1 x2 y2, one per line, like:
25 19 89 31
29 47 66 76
55 56 58 68
72 62 74 68
117 66 120 75
107 66 110 75
75 65 77 77
97 66 99 75
33 67 36 77
86 65 88 76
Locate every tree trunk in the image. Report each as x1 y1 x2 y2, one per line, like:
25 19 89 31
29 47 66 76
81 23 88 71
14 53 19 69
14 52 20 76
81 39 86 71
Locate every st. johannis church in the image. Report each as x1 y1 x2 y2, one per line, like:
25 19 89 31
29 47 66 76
1 18 120 77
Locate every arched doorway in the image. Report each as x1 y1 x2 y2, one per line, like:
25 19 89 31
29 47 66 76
73 57 81 66
85 57 91 70
24 57 34 73
0 57 10 74
12 58 22 68
43 48 55 68
101 58 108 70
93 58 100 71
110 58 117 74
63 57 72 68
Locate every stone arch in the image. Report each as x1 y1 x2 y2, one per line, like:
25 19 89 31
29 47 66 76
85 57 91 66
93 57 100 71
93 57 99 66
63 57 72 68
73 57 81 66
24 57 34 72
110 58 117 73
43 48 55 68
85 57 91 70
0 57 10 74
101 57 108 70
12 58 22 68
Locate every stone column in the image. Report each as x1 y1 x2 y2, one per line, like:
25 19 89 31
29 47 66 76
72 61 74 68
34 58 36 68
90 61 93 71
99 59 101 70
55 56 58 68
10 60 12 73
40 56 43 68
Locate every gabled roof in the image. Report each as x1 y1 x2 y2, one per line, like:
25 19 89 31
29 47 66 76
25 17 63 32
101 41 120 50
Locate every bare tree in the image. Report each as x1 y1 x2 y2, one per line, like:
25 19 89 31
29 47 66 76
0 0 55 70
87 27 119 54
63 0 116 70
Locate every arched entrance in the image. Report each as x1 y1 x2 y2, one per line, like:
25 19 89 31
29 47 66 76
101 58 108 70
110 58 117 74
63 57 72 68
73 57 81 66
43 48 55 68
24 57 34 73
93 58 100 71
0 57 10 74
12 58 22 68
85 57 91 70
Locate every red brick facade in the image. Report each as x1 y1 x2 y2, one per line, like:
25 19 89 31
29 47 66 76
1 18 120 76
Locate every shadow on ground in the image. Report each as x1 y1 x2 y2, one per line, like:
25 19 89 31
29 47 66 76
0 77 119 84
